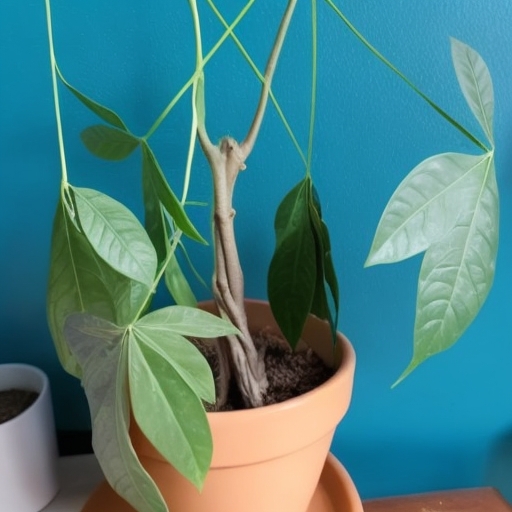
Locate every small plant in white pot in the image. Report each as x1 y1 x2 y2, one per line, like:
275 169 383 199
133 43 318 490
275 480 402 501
44 1 498 511
0 364 59 512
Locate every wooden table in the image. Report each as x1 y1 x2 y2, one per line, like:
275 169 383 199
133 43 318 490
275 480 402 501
364 487 512 511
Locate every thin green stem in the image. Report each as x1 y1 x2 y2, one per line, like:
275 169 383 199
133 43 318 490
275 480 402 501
144 1 256 141
206 0 307 166
307 0 318 177
323 0 489 153
133 230 183 322
45 0 69 185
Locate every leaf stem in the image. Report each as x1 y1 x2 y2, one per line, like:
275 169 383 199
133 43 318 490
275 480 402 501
44 0 69 185
323 0 489 153
307 0 318 177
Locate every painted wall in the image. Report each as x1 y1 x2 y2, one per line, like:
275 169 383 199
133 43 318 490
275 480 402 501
1 0 511 502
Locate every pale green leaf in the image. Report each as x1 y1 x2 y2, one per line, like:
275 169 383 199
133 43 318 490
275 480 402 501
128 328 213 488
395 156 498 384
47 198 114 377
451 38 494 145
366 153 489 266
72 187 157 287
81 125 140 161
268 178 317 348
165 254 197 307
134 305 239 339
64 314 168 512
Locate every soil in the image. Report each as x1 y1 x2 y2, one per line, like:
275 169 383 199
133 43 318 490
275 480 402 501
195 331 335 412
0 389 39 424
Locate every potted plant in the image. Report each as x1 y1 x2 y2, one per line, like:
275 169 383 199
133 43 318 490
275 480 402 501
0 364 59 512
43 1 498 511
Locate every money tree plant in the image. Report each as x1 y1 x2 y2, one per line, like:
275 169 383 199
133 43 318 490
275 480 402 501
44 0 498 510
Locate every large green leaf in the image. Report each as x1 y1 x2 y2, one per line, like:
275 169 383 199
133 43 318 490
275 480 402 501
57 66 128 130
81 125 140 161
47 198 115 377
141 142 206 245
451 38 494 145
268 178 317 348
64 313 168 512
366 153 490 266
129 306 238 488
72 187 157 287
395 155 498 384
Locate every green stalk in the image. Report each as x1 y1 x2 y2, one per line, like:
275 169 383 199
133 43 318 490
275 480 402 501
44 0 69 186
307 0 318 177
323 0 489 152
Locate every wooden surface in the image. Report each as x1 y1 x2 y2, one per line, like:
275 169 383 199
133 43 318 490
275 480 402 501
364 487 512 512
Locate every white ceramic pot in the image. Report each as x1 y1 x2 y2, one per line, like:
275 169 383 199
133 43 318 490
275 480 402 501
0 364 59 512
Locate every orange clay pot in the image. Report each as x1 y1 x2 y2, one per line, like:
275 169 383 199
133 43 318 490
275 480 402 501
82 299 359 512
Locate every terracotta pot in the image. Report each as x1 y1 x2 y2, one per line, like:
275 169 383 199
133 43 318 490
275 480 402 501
83 300 360 512
0 364 59 512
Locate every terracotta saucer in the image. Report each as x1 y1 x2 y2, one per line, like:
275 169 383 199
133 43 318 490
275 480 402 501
83 453 363 512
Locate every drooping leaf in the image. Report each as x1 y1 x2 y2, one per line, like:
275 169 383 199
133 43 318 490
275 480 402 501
72 186 157 287
128 333 212 490
63 313 168 512
451 38 494 145
268 178 317 348
394 155 498 385
308 185 339 342
141 142 206 245
47 197 114 377
81 125 140 161
142 151 171 264
165 254 198 307
57 66 128 130
129 306 238 488
366 153 490 266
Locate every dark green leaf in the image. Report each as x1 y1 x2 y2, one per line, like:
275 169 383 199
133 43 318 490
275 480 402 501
81 125 140 161
165 254 197 307
268 178 317 349
141 142 206 245
57 66 127 130
308 185 339 342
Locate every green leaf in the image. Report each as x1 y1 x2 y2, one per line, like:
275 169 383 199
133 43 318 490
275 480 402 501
451 38 494 145
165 254 197 307
395 154 498 384
130 308 223 487
64 313 168 512
142 153 170 264
72 187 157 287
57 66 128 130
81 125 140 161
366 153 490 266
134 305 240 339
268 178 317 348
141 142 207 245
47 197 115 377
308 185 339 342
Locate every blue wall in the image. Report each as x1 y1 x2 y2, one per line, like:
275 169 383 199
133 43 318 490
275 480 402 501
1 0 511 502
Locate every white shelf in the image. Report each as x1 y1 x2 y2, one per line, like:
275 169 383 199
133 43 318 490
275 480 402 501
42 455 103 512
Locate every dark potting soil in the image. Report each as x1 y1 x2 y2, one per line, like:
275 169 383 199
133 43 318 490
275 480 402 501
0 388 39 424
196 331 335 412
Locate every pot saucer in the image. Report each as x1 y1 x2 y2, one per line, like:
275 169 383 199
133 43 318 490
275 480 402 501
82 453 363 512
